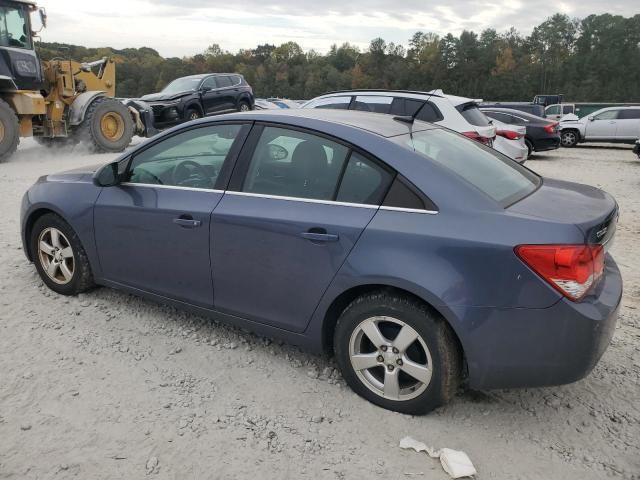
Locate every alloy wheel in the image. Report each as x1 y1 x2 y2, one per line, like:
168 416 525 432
38 227 75 285
349 316 433 401
561 131 576 146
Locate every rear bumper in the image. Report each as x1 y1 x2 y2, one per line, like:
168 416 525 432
533 135 561 151
454 256 622 390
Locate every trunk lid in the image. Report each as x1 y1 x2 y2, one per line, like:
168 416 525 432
509 178 618 244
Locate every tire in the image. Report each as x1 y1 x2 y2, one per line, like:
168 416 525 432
78 97 134 153
560 130 579 148
238 101 251 112
185 108 201 122
0 98 20 163
334 291 461 415
30 213 95 296
525 139 533 158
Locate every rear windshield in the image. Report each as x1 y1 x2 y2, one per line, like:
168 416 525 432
456 103 491 127
392 128 540 206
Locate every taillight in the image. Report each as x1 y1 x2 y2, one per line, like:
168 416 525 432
515 244 605 301
496 130 523 141
463 131 494 147
543 122 558 134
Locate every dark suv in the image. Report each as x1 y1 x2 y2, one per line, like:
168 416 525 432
141 73 254 128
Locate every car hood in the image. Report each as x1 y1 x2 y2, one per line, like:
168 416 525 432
140 90 194 102
509 177 618 243
44 164 103 183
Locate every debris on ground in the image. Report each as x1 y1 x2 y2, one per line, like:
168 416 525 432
400 436 477 479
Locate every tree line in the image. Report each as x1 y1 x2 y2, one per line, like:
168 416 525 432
36 13 640 102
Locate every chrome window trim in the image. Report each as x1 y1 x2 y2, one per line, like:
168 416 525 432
226 190 378 209
120 182 224 193
379 206 438 215
117 184 438 214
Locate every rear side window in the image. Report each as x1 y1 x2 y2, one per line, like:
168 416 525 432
304 96 352 110
456 103 491 127
336 152 393 205
392 128 540 206
562 105 574 114
618 109 640 119
383 176 436 211
352 96 393 114
215 76 232 88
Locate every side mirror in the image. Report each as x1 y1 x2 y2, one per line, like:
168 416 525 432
201 85 212 92
39 7 47 28
588 116 595 121
94 161 122 187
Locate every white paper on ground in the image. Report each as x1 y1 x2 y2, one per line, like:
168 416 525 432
399 436 477 479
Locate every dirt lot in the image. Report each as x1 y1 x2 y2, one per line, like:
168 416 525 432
1 139 638 480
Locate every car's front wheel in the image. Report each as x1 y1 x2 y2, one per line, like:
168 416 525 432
31 213 95 296
561 130 579 147
334 292 461 415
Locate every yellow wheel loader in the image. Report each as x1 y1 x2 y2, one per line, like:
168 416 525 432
0 0 155 162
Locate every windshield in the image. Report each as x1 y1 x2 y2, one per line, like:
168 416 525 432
162 77 202 94
392 128 540 206
0 5 31 49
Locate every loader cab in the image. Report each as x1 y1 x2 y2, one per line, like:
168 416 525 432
0 0 43 90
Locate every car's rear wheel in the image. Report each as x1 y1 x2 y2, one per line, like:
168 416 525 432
561 130 579 147
31 213 95 296
334 291 461 414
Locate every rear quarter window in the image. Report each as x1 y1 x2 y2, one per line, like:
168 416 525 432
392 128 540 207
457 103 491 127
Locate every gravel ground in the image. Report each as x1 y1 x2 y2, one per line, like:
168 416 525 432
1 139 638 479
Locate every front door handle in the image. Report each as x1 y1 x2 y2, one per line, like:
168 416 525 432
300 229 339 242
173 215 202 228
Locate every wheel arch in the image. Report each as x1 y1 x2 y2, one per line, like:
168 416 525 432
23 206 68 261
320 283 467 374
68 91 107 126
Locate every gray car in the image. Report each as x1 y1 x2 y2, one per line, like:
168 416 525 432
21 109 621 414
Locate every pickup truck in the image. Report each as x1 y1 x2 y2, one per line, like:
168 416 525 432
559 106 640 147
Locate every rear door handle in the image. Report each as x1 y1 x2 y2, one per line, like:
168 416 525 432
173 215 201 228
300 230 339 242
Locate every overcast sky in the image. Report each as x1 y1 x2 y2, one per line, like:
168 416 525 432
39 1 637 57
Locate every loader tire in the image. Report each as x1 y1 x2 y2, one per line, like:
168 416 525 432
79 97 134 153
0 99 20 163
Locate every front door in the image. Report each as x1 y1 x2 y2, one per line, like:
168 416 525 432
94 123 247 307
200 76 221 115
211 125 394 332
585 109 619 140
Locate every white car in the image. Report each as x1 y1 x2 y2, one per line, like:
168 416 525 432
559 106 640 147
302 89 496 146
491 119 528 163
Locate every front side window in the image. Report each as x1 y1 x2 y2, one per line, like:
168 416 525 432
201 76 217 90
303 96 352 110
392 128 540 206
0 6 30 48
242 127 350 200
128 124 242 189
593 110 618 121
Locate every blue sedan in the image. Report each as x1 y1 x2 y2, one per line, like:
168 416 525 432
21 109 622 414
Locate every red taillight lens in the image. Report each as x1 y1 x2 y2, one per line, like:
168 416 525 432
496 130 523 141
463 131 494 146
515 244 605 301
543 122 558 134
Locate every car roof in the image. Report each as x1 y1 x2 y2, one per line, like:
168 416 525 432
179 73 239 80
311 89 482 106
481 107 548 122
206 108 437 138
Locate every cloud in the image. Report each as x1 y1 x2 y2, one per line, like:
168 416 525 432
38 0 638 57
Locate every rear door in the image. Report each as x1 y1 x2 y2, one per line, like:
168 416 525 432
615 109 640 140
94 123 248 307
215 75 236 112
211 124 394 332
585 109 619 140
